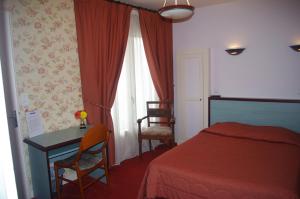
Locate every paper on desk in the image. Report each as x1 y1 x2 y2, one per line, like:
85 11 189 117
26 110 44 138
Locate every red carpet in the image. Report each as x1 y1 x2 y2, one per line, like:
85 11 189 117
59 146 168 199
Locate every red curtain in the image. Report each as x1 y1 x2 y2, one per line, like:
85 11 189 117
139 10 174 101
74 0 131 166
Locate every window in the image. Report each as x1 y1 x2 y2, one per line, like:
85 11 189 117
112 11 158 164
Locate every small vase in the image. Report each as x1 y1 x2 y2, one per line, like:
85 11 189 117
80 119 86 129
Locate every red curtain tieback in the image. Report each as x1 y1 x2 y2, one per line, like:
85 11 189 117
86 101 111 112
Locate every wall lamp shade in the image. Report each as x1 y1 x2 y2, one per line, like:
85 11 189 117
159 0 194 21
225 48 245 55
290 45 300 52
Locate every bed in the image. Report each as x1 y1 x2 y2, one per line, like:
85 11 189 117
138 96 300 199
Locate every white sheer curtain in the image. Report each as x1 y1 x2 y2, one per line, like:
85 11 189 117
112 10 158 165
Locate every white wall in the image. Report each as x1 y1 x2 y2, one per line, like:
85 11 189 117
173 0 300 99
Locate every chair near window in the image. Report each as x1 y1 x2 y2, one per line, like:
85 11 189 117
137 101 175 156
54 124 110 199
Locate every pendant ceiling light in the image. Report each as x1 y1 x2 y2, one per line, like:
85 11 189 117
158 0 195 21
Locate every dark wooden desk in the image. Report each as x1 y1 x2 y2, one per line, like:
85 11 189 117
24 126 89 199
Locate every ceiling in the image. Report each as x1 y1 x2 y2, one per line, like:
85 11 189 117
114 0 236 10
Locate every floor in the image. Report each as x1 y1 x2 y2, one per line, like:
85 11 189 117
58 146 168 199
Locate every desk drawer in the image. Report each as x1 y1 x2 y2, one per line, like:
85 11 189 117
48 143 80 159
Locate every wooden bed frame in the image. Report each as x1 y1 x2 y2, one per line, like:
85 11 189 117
208 95 300 133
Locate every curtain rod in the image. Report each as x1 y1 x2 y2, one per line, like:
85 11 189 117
105 0 157 13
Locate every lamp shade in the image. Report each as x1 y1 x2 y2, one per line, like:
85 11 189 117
158 0 194 21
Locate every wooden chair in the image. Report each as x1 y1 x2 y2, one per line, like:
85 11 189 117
54 124 110 199
137 101 175 156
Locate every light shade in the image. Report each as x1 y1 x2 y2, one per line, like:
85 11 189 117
225 48 245 55
290 45 300 52
158 1 194 21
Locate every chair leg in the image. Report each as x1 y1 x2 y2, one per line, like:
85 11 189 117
138 137 142 156
149 140 152 151
104 165 110 185
77 171 85 199
172 134 176 147
54 165 61 199
172 138 175 147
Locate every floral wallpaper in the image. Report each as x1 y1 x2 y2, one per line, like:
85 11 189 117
7 0 83 196
9 0 83 133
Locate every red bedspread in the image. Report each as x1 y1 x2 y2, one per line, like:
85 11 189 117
138 123 300 199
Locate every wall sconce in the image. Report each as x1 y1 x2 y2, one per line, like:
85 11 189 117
225 48 245 55
289 45 300 52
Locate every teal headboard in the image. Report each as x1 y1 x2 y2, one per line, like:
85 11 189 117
209 96 300 133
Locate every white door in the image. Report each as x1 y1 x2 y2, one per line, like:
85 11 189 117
175 49 210 143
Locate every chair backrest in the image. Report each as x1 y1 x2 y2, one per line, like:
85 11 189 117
146 101 173 125
79 123 109 152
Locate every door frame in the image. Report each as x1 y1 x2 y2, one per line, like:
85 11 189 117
0 7 29 199
175 48 210 143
